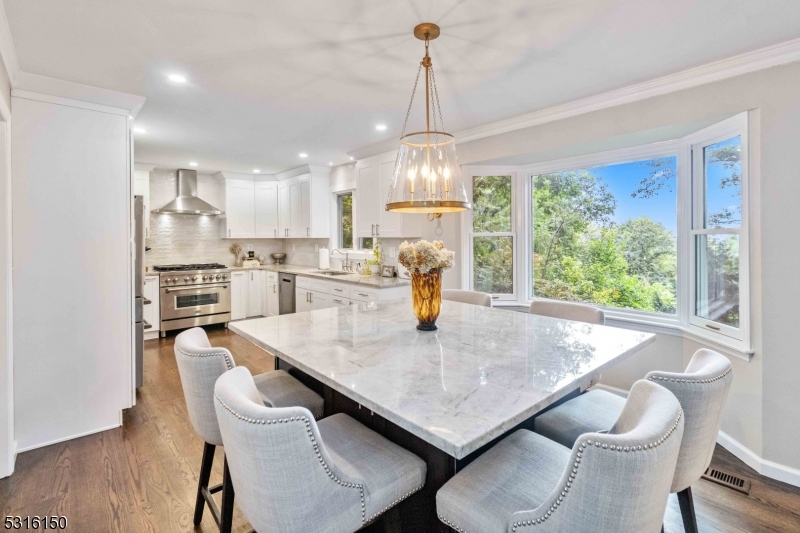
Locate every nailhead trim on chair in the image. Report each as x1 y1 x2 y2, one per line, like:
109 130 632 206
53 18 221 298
364 484 424 524
508 409 683 531
648 366 731 384
176 346 234 370
214 394 367 522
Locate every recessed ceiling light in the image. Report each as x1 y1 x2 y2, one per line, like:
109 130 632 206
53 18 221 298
299 153 308 158
168 74 187 83
189 162 198 167
133 127 146 134
375 124 387 131
349 156 354 160
329 162 333 166
253 169 261 173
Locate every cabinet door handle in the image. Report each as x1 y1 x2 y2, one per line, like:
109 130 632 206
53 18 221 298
273 285 276 293
274 229 277 237
333 299 342 304
357 292 369 297
309 292 313 303
228 228 231 237
307 227 309 237
371 224 375 236
376 224 380 236
333 288 342 292
250 272 253 281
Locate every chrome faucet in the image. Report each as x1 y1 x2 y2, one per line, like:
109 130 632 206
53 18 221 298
331 249 354 272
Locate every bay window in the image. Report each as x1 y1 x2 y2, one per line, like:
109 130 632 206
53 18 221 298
463 113 751 353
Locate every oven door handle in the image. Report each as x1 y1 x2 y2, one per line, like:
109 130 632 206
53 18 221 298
165 284 229 293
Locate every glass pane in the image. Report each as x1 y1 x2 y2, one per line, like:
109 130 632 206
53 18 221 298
703 136 742 229
176 293 219 308
359 237 374 250
472 175 512 232
338 194 353 248
695 234 739 328
532 156 677 314
473 236 513 294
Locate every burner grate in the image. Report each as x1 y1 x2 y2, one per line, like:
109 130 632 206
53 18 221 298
153 263 227 272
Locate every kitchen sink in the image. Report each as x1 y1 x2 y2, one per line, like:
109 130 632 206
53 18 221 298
311 270 352 276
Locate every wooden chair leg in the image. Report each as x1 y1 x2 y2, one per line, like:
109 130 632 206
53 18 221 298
194 442 216 526
220 456 235 533
677 486 699 533
382 506 402 533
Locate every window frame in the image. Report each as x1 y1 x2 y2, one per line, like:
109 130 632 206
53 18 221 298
462 169 520 301
522 141 683 327
461 113 752 356
336 191 353 250
683 114 750 347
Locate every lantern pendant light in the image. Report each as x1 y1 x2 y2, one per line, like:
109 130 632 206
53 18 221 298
385 23 471 214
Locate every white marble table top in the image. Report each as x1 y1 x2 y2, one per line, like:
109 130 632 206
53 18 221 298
229 299 655 459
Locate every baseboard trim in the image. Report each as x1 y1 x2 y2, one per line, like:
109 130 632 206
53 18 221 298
16 423 121 454
0 439 15 478
717 431 800 489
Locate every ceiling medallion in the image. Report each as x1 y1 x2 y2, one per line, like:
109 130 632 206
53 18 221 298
385 23 471 214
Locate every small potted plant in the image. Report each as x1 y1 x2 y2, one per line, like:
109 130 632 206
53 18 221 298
397 240 454 331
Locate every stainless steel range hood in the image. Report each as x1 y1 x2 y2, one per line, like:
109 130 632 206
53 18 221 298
153 169 224 215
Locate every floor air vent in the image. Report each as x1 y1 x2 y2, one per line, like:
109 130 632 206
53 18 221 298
702 467 751 495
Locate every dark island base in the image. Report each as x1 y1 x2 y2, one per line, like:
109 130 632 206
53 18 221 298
276 358 580 532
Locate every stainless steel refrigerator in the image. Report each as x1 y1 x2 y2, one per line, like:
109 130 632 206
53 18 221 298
134 195 145 388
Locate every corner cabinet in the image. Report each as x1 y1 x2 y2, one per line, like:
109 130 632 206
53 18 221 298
355 150 423 239
279 172 330 238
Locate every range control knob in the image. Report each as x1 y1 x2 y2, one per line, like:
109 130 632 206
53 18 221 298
192 276 198 281
172 277 178 283
184 276 190 282
202 275 208 281
222 274 228 280
215 274 221 280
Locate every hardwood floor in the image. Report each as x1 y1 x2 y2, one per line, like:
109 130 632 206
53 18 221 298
2 325 799 532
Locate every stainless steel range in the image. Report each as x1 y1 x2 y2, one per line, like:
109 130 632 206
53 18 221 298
154 263 232 336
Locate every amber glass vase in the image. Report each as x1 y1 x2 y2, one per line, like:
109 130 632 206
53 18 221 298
411 269 442 331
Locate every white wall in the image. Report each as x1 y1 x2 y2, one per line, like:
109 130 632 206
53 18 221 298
0 43 12 478
454 61 800 476
11 93 131 452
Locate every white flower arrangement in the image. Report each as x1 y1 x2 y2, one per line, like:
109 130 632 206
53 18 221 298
398 240 454 274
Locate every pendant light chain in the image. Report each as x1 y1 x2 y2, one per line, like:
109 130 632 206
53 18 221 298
400 63 423 139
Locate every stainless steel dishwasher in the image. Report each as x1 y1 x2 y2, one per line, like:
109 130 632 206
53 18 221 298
279 273 296 314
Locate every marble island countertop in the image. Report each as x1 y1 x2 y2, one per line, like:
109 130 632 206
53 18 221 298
229 299 656 459
229 263 411 288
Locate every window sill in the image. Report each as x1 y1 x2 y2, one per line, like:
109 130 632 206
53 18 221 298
605 314 754 362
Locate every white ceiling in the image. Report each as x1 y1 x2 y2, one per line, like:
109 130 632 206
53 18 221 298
6 0 800 174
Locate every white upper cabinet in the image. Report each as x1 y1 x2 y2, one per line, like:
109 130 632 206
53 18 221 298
276 168 330 238
219 177 255 238
356 151 422 239
255 181 279 238
356 161 379 239
278 179 292 237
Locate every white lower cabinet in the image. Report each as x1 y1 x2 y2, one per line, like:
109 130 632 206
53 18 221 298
296 288 314 313
266 272 279 317
247 270 264 317
231 271 249 320
329 295 351 308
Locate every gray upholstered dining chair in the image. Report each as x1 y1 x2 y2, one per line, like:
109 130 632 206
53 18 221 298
529 298 605 324
442 289 493 307
436 379 684 533
174 327 324 533
534 348 732 533
214 366 428 533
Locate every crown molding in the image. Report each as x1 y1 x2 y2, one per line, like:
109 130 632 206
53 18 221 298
0 0 19 86
455 37 800 144
349 36 800 161
14 73 146 117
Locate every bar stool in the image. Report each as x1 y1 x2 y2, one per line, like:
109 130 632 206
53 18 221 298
534 349 732 533
174 327 324 533
214 366 427 533
437 379 684 532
